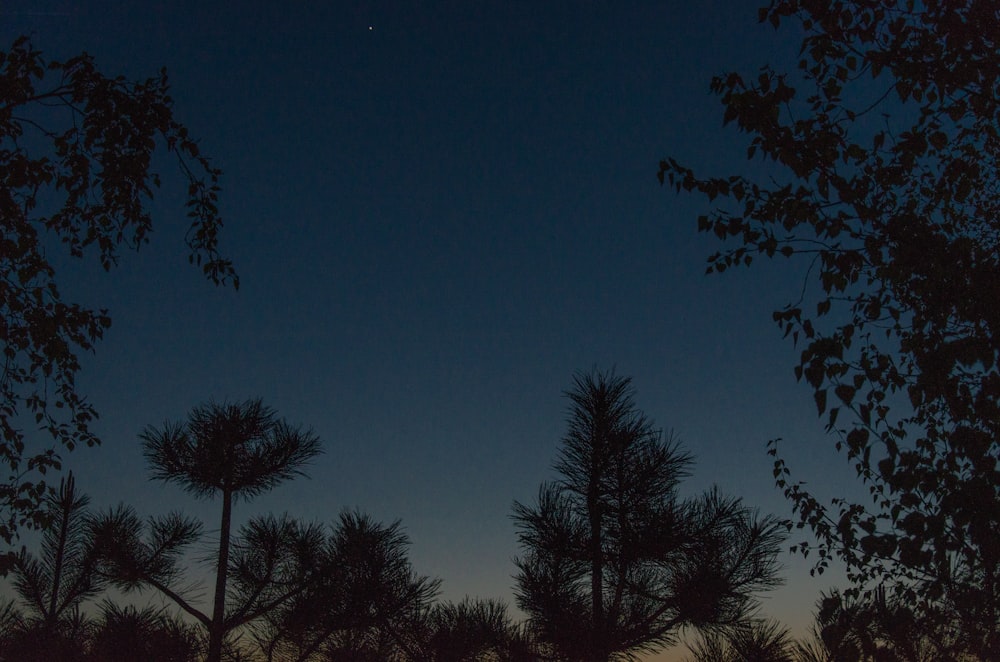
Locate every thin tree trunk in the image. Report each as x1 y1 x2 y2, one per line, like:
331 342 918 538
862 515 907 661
589 477 604 662
46 476 75 626
207 488 233 662
47 504 69 625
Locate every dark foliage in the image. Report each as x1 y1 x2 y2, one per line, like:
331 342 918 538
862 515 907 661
253 511 440 662
8 472 104 627
0 605 89 662
87 601 203 662
797 587 947 662
687 618 796 662
402 597 538 662
141 399 322 501
0 599 202 662
0 35 236 559
660 1 1000 656
97 399 321 662
513 370 784 661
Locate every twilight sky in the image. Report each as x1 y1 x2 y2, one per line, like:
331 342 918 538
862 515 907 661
4 1 864 658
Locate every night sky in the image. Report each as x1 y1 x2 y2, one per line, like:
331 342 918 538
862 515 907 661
4 2 863 658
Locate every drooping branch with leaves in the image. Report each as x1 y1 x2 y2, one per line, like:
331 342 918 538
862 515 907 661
0 35 238 556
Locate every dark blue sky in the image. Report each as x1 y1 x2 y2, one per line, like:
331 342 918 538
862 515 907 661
5 1 862 657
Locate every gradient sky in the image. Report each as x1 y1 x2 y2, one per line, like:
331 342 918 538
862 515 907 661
4 2 866 659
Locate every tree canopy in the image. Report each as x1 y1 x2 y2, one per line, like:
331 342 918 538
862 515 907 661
0 36 237 556
102 399 322 662
660 1 1000 657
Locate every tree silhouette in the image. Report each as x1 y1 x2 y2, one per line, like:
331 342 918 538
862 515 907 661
95 398 321 662
659 2 1000 655
0 472 95 662
0 36 236 557
88 601 202 662
8 472 103 628
793 588 946 662
401 597 538 662
513 370 784 661
686 619 796 662
2 471 102 660
1 590 204 662
0 601 89 662
253 511 439 662
0 473 200 661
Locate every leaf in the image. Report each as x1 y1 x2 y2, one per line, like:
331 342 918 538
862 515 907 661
814 389 828 415
834 384 856 405
846 428 869 454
